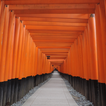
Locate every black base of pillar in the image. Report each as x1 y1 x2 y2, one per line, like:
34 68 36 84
59 72 102 106
0 72 53 106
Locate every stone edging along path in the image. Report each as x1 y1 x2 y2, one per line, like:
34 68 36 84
11 77 51 106
64 78 94 106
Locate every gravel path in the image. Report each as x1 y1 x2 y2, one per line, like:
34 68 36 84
64 78 94 106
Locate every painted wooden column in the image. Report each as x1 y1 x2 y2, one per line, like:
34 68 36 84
95 1 106 106
88 15 98 106
12 17 20 79
5 10 15 81
0 1 5 74
34 47 38 76
86 27 92 81
23 30 29 78
0 5 9 82
16 21 24 79
37 48 41 75
95 0 106 85
25 33 30 77
42 53 45 74
31 41 35 76
7 11 15 80
82 31 88 80
19 24 25 79
88 15 98 81
29 36 33 76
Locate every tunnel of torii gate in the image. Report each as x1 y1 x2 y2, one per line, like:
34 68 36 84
0 0 106 106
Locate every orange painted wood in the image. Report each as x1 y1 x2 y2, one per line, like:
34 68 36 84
24 21 87 27
0 0 2 13
21 17 88 23
23 30 29 78
68 48 71 75
26 26 85 31
19 25 25 79
33 37 77 41
14 9 95 14
42 54 45 74
12 17 20 79
95 3 106 83
105 0 106 15
35 42 72 47
27 37 33 76
37 48 40 75
6 11 15 80
0 1 5 72
34 46 38 75
30 33 79 37
41 49 69 53
38 47 71 49
29 30 82 34
87 16 98 80
0 5 9 82
31 40 35 76
29 39 34 76
33 46 37 76
23 29 29 78
86 26 91 80
33 40 75 43
4 0 100 5
16 21 24 78
18 14 89 19
79 35 84 78
32 43 36 76
82 30 89 80
25 32 30 77
0 0 105 82
9 4 95 10
48 59 65 62
85 28 90 80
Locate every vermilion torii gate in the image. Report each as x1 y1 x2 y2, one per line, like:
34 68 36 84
0 0 106 106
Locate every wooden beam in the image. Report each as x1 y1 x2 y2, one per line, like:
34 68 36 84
4 0 100 5
31 36 78 39
32 36 77 38
38 47 71 49
48 59 65 61
49 55 67 57
45 53 68 55
48 57 66 59
30 33 79 36
35 42 72 47
26 26 85 31
45 52 68 54
17 14 89 19
45 54 68 56
20 17 88 23
41 49 69 52
30 31 81 34
14 9 95 14
23 21 87 27
9 4 95 10
33 40 75 43
29 30 82 34
42 51 69 53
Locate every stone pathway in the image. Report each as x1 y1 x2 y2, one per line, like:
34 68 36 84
22 71 78 106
